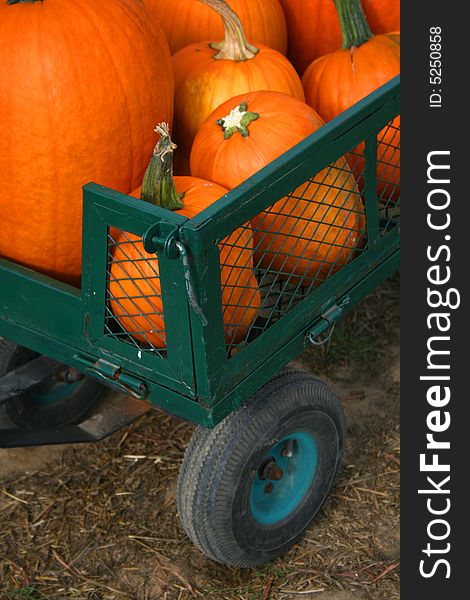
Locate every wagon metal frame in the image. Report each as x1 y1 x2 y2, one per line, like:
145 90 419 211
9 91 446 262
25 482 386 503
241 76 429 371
0 76 400 567
0 76 400 432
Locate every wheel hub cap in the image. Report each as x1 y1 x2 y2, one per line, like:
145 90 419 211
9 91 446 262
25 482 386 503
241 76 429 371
249 431 318 525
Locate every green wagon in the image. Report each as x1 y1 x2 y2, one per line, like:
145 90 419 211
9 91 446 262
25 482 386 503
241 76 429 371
0 77 400 566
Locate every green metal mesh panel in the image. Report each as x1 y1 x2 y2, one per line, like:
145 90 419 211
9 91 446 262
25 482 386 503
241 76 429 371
222 144 369 356
218 109 401 358
377 118 400 234
100 100 400 362
105 228 167 358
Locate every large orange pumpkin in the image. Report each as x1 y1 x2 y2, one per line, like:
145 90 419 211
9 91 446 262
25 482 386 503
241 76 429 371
302 0 400 200
280 0 400 74
0 0 173 286
172 0 304 158
109 125 260 348
144 0 287 55
190 92 365 285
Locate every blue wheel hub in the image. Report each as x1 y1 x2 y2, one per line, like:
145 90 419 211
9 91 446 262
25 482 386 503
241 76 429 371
250 431 318 525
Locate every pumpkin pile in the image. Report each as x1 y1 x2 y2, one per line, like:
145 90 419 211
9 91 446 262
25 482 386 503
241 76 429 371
1 0 400 348
302 0 400 199
171 0 304 158
191 91 365 285
279 0 399 74
109 124 260 348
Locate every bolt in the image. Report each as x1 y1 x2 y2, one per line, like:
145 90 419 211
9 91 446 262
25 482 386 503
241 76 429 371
259 458 284 481
63 368 84 384
281 440 295 458
265 463 283 481
264 483 274 494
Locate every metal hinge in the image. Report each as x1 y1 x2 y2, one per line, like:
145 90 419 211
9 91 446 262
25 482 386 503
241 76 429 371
73 356 148 400
306 296 350 346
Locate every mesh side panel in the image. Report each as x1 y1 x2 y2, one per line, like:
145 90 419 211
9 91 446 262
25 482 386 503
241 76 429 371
377 117 400 233
105 228 166 358
219 224 262 350
101 118 400 360
223 148 368 356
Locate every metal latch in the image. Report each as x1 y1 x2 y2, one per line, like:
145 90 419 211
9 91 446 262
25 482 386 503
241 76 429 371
307 296 350 346
174 240 208 326
142 222 208 326
73 357 148 400
142 221 180 258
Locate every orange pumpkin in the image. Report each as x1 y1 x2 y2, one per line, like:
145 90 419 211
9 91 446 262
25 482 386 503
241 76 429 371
144 0 287 55
0 0 173 286
302 0 400 200
280 0 400 74
109 125 260 348
172 0 304 158
190 92 365 285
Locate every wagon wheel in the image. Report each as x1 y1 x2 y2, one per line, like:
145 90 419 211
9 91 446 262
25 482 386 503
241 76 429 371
177 369 346 566
0 339 104 429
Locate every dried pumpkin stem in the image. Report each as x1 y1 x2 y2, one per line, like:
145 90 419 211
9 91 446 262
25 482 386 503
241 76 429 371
140 123 184 211
199 0 259 61
334 0 373 49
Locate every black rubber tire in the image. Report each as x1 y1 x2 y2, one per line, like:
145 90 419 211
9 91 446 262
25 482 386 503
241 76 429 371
0 338 104 429
176 369 346 567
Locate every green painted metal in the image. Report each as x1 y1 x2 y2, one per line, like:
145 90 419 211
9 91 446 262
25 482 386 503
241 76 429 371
209 248 399 426
0 77 400 430
186 246 227 405
205 227 399 403
364 135 380 244
0 259 82 340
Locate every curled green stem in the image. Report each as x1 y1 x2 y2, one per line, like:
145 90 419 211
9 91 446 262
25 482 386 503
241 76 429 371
140 124 184 211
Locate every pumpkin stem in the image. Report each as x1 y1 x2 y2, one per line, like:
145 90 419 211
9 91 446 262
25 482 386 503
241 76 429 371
140 124 184 211
216 102 260 138
333 0 373 49
199 0 259 61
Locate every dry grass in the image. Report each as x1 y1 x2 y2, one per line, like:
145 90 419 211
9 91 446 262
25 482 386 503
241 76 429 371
0 276 399 600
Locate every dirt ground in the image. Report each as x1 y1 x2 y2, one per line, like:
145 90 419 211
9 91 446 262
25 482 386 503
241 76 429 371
0 276 400 600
